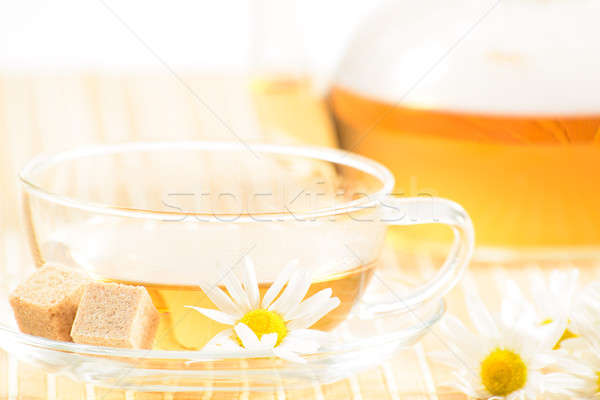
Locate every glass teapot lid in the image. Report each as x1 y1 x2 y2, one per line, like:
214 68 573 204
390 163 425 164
335 0 600 116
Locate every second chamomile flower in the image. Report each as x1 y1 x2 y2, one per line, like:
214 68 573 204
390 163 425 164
431 278 567 399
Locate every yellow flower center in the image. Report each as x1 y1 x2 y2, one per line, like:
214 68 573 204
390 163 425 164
480 349 527 397
238 309 287 346
596 371 600 394
542 318 578 349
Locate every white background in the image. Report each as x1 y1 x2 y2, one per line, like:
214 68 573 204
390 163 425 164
0 0 383 82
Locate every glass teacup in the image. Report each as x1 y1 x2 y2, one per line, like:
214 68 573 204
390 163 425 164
20 142 473 350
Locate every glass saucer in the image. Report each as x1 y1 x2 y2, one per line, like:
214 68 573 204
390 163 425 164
0 265 444 392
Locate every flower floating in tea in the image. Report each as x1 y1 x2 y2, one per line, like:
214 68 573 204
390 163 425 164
186 257 340 363
430 276 568 399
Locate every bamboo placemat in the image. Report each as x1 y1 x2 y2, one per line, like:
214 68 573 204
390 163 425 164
1 74 599 399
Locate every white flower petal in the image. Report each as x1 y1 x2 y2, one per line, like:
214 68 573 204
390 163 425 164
500 279 537 330
184 305 237 325
506 390 522 400
261 259 299 309
529 268 546 297
242 257 260 309
428 351 467 369
528 351 557 370
464 290 498 337
286 328 331 342
549 355 594 378
573 282 600 342
523 371 544 398
203 329 236 348
216 340 243 351
559 337 588 354
529 268 577 323
545 373 591 397
550 269 578 302
260 332 278 348
535 318 567 351
222 268 252 312
198 281 243 318
273 346 307 364
440 374 480 398
281 329 329 351
438 315 482 361
572 311 600 349
234 323 261 349
280 336 321 354
287 297 340 330
208 328 235 342
285 288 333 320
269 270 312 315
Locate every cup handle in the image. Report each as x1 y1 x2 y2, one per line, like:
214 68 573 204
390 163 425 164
366 197 474 314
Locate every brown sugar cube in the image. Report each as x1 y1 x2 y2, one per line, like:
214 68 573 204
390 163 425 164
9 263 91 341
70 282 159 349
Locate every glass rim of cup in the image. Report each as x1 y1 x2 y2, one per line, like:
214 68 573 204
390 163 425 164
19 141 395 222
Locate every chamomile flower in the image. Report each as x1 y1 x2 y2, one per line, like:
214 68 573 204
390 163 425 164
186 257 340 363
431 279 566 399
